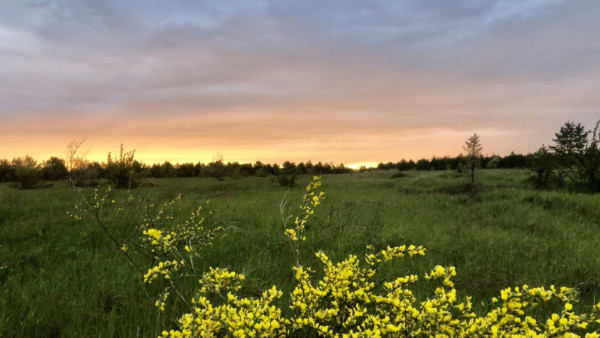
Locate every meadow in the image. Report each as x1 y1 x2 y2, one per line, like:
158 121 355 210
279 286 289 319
1 169 600 337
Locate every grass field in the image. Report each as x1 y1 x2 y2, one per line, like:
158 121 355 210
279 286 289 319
1 169 600 337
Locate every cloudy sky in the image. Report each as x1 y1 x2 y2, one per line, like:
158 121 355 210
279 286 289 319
1 0 599 167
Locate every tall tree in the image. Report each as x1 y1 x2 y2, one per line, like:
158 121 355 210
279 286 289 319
579 121 600 191
549 120 600 191
463 133 483 183
549 121 588 181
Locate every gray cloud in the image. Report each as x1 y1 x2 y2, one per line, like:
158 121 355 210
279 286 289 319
1 0 599 162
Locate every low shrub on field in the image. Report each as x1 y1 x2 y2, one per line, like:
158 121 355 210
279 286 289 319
438 182 484 199
74 178 600 337
390 172 407 179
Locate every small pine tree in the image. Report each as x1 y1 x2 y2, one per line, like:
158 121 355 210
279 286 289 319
463 133 483 183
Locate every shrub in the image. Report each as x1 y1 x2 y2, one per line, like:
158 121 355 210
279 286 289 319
76 177 600 336
41 157 69 181
154 178 599 336
277 174 296 187
12 156 42 189
254 167 269 177
277 161 298 187
105 144 139 189
530 145 558 189
390 172 407 179
70 166 100 187
0 159 15 182
205 160 226 181
438 182 484 199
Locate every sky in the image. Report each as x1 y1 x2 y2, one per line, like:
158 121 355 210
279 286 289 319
1 0 599 168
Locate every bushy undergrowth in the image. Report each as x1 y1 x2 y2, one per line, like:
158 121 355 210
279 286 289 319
72 177 600 337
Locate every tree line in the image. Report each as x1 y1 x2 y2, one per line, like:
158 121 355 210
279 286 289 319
0 147 350 189
1 120 598 192
375 152 529 172
0 149 531 189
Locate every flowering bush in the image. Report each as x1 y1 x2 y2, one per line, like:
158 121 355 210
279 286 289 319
158 177 600 337
75 177 600 337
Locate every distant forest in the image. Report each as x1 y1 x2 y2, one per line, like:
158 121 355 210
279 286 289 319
3 119 599 192
0 151 530 184
375 152 528 171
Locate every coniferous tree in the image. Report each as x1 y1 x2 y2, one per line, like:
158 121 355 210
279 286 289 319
463 133 483 183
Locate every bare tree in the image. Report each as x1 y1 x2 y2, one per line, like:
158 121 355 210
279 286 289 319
64 137 89 187
463 133 483 183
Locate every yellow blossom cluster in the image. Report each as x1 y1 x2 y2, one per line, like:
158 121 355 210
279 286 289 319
467 285 597 337
68 184 132 221
289 246 429 335
92 186 108 210
165 253 600 336
285 176 324 243
66 206 85 221
365 244 426 266
155 290 170 312
425 265 457 288
143 228 177 251
139 195 183 234
143 259 184 284
138 198 224 317
68 186 112 220
198 267 245 294
161 286 287 337
141 200 222 259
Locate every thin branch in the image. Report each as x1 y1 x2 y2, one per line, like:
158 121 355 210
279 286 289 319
76 188 143 274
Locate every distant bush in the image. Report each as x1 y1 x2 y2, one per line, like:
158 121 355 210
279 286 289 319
12 156 42 189
105 144 138 189
277 161 298 187
254 167 269 177
41 157 69 181
486 155 501 169
71 166 100 187
0 159 15 182
277 174 296 187
205 159 226 181
529 145 557 189
438 182 484 199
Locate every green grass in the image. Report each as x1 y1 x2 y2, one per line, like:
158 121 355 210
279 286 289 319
1 169 600 336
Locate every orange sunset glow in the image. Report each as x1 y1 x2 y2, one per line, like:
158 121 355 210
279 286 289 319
1 1 599 166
